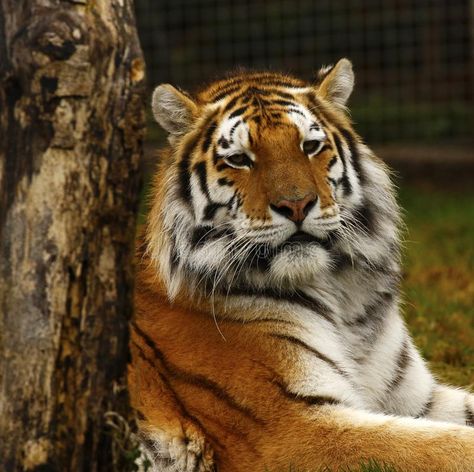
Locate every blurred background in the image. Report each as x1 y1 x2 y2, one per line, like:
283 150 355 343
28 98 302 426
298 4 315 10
134 0 473 386
136 0 473 145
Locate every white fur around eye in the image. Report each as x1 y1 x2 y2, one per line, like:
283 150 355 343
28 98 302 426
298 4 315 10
286 103 326 150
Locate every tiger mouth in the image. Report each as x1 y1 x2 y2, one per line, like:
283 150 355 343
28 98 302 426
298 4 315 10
284 231 335 250
240 230 337 272
251 231 335 261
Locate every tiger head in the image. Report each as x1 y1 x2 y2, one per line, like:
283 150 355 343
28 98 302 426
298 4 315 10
147 59 399 298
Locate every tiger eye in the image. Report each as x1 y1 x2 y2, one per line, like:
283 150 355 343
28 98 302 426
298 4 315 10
225 153 252 168
303 140 322 155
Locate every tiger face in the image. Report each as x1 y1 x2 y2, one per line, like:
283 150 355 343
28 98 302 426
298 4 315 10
149 59 393 296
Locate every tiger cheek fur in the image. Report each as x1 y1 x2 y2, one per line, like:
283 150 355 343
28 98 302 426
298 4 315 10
130 59 474 472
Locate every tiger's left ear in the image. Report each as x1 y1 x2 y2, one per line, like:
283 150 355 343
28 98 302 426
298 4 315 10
315 58 354 109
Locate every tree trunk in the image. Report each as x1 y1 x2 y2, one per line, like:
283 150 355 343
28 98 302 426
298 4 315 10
0 1 145 470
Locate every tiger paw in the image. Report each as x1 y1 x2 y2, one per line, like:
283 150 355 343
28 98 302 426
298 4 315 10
139 423 215 472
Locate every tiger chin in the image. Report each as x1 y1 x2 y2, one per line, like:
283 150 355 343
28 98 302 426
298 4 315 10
128 58 474 472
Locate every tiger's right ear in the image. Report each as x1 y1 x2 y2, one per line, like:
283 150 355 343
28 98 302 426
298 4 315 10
152 84 198 137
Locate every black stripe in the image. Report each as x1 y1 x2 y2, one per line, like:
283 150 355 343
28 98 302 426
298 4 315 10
217 137 230 149
327 155 338 169
247 250 272 273
465 399 474 427
229 286 335 325
339 127 365 185
261 89 296 100
365 291 394 318
350 200 377 235
217 177 233 186
332 133 352 196
272 99 297 107
386 339 411 392
271 333 347 377
228 106 247 119
212 149 223 166
344 291 393 328
415 390 434 418
132 322 264 425
228 86 296 104
330 251 353 272
229 120 241 138
201 120 217 153
178 134 200 202
305 93 323 111
247 131 254 146
256 89 295 103
203 202 226 220
252 79 305 89
241 94 253 105
211 85 242 102
228 193 239 211
193 161 210 198
251 96 271 107
288 107 307 117
267 120 286 127
247 86 283 97
260 106 297 116
169 234 179 273
191 225 217 248
273 379 340 407
222 95 239 112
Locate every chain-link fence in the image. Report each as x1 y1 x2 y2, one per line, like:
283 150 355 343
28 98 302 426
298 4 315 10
135 0 473 144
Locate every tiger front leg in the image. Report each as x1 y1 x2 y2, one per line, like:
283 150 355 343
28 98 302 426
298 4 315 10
422 384 474 427
128 349 215 472
377 339 474 428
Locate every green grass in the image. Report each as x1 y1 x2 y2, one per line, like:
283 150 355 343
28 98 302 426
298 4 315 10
267 460 397 472
399 184 474 389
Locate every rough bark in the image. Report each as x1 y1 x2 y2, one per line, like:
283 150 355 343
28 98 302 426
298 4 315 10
0 1 146 470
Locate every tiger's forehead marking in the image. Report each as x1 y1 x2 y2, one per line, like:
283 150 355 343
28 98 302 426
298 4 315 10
214 95 327 155
196 70 312 104
286 104 327 142
216 117 253 157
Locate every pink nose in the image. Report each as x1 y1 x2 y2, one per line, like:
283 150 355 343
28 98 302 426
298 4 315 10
271 194 317 223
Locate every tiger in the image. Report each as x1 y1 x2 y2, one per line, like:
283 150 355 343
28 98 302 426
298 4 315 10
128 58 474 472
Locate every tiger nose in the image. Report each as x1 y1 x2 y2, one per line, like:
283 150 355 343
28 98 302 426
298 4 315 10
271 194 317 223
